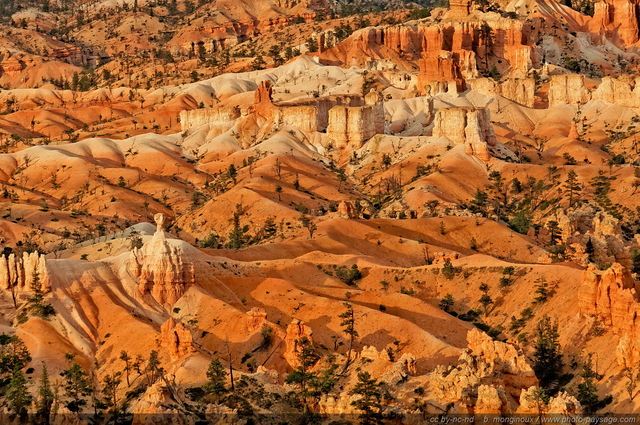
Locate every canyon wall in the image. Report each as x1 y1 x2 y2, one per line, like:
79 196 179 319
179 106 241 130
326 89 384 149
416 18 535 94
548 74 591 106
592 76 640 107
469 77 535 107
578 263 640 367
0 251 50 293
549 74 640 108
433 107 496 161
590 0 640 45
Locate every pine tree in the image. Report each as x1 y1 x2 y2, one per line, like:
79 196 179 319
227 164 237 185
632 249 640 275
585 237 595 258
339 302 358 372
26 269 55 319
284 337 320 411
203 358 227 403
7 367 32 419
576 354 612 414
101 372 122 411
547 220 561 246
350 372 385 425
532 316 564 392
119 351 131 387
534 277 550 303
145 350 161 385
439 294 455 313
479 293 493 315
61 361 92 412
299 214 317 239
0 335 32 375
36 362 54 424
226 204 248 249
563 170 581 207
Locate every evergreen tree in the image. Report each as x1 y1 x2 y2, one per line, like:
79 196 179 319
203 358 227 403
101 372 122 411
36 362 54 424
299 214 317 239
479 293 493 315
532 316 564 392
439 294 455 313
585 237 595 263
350 371 384 425
563 170 581 207
145 350 162 385
226 204 248 249
534 277 550 303
339 302 358 372
119 351 131 387
26 269 55 319
547 220 561 246
0 335 32 377
577 355 612 414
469 189 489 216
227 164 237 184
7 367 32 419
61 361 92 412
284 337 320 411
632 249 640 275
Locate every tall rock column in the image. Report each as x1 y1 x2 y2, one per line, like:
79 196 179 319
0 251 50 293
129 214 195 306
578 263 640 367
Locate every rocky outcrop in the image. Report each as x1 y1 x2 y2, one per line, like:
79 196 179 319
591 0 640 45
327 89 384 149
469 77 535 108
323 17 534 88
517 387 582 414
419 18 533 83
131 382 186 424
0 251 50 293
253 80 275 119
246 307 268 332
546 75 640 109
284 319 313 367
475 385 508 414
273 106 322 133
593 211 621 236
360 345 417 385
418 53 467 94
338 201 357 219
432 107 496 161
568 121 580 139
179 106 240 130
448 0 472 19
430 328 537 413
579 263 640 367
159 318 196 360
466 328 537 388
0 56 25 78
347 26 421 59
129 214 195 306
592 76 640 108
380 352 417 385
548 74 591 106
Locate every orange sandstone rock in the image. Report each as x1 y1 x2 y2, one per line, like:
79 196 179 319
160 318 196 360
